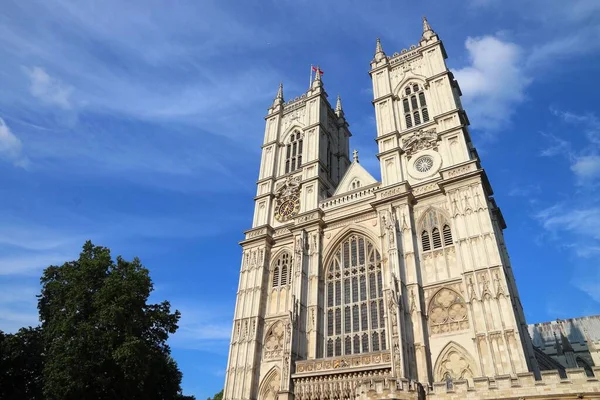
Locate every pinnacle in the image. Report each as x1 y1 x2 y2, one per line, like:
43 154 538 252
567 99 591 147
335 94 343 113
272 82 284 107
422 16 433 33
375 37 385 55
374 38 386 62
311 66 323 89
421 16 436 41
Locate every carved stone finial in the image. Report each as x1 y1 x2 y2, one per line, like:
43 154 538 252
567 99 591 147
374 38 386 62
353 149 359 163
335 94 343 112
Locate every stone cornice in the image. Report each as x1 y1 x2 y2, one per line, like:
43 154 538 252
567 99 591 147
371 181 413 205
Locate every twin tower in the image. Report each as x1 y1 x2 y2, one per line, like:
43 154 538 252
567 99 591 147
223 18 542 400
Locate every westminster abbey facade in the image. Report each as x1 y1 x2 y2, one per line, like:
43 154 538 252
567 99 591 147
223 18 600 400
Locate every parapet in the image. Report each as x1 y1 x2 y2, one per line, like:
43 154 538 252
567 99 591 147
354 368 600 400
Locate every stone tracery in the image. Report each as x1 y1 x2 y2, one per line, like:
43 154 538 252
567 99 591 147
428 288 469 335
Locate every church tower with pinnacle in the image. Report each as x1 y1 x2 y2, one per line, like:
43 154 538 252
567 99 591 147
223 17 599 400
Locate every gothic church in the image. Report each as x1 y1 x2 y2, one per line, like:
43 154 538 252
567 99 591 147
223 18 600 400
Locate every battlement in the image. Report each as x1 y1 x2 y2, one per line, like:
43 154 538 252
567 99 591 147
388 44 422 67
354 368 600 400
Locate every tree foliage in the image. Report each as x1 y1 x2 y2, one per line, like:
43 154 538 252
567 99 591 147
34 240 194 399
207 389 224 400
0 327 44 399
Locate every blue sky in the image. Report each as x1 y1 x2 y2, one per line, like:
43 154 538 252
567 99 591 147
1 0 600 397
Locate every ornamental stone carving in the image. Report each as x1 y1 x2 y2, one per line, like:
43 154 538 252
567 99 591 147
263 321 285 359
428 288 469 334
401 128 438 159
434 342 476 383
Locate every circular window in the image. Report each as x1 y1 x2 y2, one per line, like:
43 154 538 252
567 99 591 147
414 155 434 173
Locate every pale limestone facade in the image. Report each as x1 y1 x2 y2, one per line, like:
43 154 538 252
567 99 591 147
223 18 600 400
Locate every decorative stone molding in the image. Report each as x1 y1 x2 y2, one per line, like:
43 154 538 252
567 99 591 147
295 352 391 376
294 368 392 400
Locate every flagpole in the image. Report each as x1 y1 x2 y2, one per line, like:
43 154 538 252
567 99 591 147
309 64 313 88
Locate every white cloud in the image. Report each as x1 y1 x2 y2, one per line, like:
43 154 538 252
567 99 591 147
508 184 541 197
571 155 600 182
536 205 600 241
0 117 28 167
539 132 571 157
453 36 531 133
24 66 73 109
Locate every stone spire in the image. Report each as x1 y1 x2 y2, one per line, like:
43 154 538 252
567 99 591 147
273 82 284 107
421 16 436 41
335 94 344 118
374 38 386 62
311 66 323 89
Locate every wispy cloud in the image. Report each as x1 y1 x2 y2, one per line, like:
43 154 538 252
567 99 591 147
168 304 232 354
453 36 531 133
0 283 40 332
24 66 73 109
0 117 28 167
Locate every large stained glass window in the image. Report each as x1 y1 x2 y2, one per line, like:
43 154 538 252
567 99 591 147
325 234 386 357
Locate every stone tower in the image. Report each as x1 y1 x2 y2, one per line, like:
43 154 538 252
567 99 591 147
223 18 550 400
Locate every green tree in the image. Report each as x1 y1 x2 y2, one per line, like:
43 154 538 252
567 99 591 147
207 389 224 400
0 327 44 400
38 240 194 400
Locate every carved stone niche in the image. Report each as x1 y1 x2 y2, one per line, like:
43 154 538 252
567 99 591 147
428 288 469 335
263 320 285 360
401 128 438 160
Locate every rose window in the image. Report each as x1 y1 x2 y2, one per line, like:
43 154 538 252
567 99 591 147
414 155 434 172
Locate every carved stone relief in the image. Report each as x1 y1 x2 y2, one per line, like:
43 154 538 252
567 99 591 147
264 321 285 360
428 288 469 335
401 128 439 159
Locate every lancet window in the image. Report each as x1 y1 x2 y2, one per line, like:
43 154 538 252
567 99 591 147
285 132 303 174
272 253 291 288
325 234 386 357
402 83 429 129
420 209 453 252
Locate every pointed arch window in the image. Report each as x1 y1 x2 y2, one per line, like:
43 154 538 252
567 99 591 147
420 210 454 252
402 83 430 129
285 132 303 174
272 253 291 288
324 234 385 357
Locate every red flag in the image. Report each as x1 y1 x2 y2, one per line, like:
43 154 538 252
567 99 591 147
312 66 324 74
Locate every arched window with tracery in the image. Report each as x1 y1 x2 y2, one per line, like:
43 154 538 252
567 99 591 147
420 209 454 252
272 253 291 288
402 83 429 129
285 132 303 174
325 234 386 357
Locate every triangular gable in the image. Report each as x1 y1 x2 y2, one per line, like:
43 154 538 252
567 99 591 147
333 161 378 196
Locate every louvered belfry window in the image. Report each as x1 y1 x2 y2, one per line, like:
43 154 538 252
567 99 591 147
285 132 303 174
272 253 291 288
325 235 386 357
420 210 454 252
402 83 429 129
